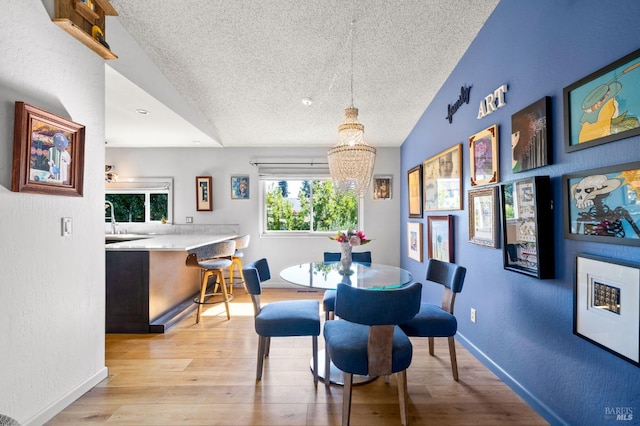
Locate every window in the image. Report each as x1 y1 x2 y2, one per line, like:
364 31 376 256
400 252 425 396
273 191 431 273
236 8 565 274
105 177 173 224
262 178 359 234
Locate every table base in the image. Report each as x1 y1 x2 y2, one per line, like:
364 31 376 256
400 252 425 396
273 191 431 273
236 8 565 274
313 351 377 386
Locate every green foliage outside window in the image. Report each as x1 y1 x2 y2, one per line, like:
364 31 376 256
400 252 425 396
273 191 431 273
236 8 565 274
264 179 358 232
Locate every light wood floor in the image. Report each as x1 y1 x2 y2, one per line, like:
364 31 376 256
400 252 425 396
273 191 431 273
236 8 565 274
47 288 548 425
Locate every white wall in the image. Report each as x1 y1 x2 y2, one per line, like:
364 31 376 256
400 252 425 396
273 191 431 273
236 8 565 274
106 146 401 278
0 1 107 424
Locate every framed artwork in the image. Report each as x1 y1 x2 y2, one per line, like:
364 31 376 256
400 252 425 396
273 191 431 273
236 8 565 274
196 176 213 211
11 102 85 196
563 161 640 246
407 221 423 262
372 175 392 200
500 176 555 279
469 124 499 186
563 48 640 153
407 165 423 218
231 175 250 199
427 215 454 262
423 144 462 211
511 96 551 173
574 254 639 366
468 186 499 248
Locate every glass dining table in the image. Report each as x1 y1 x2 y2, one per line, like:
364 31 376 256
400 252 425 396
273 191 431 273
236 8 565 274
280 261 414 385
279 261 413 290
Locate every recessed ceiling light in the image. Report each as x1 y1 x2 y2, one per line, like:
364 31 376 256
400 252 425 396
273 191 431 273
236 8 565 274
301 97 313 106
136 109 150 115
193 140 201 145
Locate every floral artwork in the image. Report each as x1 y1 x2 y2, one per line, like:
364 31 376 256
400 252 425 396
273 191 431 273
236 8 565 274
564 162 640 245
469 125 499 187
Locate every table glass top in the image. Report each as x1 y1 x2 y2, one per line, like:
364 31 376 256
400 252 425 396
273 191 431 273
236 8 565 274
280 262 413 290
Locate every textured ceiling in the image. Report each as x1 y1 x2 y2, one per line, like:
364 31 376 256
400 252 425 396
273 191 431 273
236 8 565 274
106 1 499 148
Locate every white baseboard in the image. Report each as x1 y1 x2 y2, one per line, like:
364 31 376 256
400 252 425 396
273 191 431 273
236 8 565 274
22 367 108 426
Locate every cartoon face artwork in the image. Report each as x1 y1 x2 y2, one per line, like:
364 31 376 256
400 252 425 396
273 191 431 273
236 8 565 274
570 175 621 209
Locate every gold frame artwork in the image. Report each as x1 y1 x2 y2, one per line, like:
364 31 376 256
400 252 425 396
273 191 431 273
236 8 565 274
469 125 499 187
423 144 462 211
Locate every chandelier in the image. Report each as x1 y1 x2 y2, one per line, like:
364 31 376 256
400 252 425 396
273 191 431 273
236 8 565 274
327 19 376 198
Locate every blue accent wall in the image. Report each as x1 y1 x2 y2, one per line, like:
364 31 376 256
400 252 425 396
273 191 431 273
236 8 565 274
400 1 640 425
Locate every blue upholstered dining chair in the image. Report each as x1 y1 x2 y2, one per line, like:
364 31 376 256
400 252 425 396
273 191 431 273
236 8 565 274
243 258 321 382
322 251 372 320
185 240 236 323
324 282 422 426
399 258 467 381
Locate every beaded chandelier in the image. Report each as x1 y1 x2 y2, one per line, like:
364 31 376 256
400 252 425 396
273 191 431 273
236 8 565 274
327 19 376 198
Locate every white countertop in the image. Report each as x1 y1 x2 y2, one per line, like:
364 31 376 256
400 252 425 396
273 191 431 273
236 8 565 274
105 234 238 251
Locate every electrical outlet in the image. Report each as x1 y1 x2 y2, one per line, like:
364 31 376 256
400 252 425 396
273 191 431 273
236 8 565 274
470 308 477 323
61 217 72 236
186 217 193 223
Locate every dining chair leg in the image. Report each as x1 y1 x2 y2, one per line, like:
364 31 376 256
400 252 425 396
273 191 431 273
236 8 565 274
448 336 459 381
324 344 331 387
342 372 353 426
428 336 435 356
397 370 409 426
256 335 265 380
265 337 271 357
312 336 318 383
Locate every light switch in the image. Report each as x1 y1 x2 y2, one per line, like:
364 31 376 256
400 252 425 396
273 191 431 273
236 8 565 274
61 217 72 236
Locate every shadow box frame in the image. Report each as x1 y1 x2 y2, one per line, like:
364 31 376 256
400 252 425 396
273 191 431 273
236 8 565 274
469 124 499 187
407 164 423 218
468 186 499 248
427 215 454 263
423 144 462 211
563 47 640 153
407 221 423 262
500 175 555 279
196 176 213 211
11 102 85 197
574 253 639 366
562 161 640 246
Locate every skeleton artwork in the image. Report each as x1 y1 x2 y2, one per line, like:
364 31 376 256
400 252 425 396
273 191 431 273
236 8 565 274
570 174 640 238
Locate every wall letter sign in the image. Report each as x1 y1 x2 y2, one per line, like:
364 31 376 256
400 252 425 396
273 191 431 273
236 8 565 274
478 84 508 119
445 85 472 124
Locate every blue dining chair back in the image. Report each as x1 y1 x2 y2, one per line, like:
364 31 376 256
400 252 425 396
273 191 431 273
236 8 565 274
324 282 422 426
399 258 467 381
243 258 320 382
322 251 372 321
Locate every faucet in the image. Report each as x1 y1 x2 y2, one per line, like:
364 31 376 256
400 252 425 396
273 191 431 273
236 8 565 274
104 201 118 234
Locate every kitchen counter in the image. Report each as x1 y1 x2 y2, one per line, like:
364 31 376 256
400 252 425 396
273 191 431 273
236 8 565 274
105 233 238 333
105 233 238 251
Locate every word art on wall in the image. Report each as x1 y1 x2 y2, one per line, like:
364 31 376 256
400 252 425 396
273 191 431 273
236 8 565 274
445 85 472 124
478 84 508 119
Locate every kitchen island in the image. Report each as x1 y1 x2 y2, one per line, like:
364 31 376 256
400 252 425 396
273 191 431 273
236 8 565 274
105 233 237 333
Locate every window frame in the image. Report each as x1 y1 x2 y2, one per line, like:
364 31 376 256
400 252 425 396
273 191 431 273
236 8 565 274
105 177 174 224
259 175 363 238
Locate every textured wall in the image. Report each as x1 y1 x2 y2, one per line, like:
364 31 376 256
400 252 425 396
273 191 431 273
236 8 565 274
400 1 640 425
0 1 107 424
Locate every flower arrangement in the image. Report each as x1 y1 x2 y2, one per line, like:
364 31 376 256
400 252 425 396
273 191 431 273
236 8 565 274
330 230 370 246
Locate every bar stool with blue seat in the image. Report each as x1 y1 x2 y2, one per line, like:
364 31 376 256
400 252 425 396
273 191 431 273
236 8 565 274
322 250 372 320
185 239 236 323
228 234 250 294
243 258 321 382
324 282 422 426
399 258 467 381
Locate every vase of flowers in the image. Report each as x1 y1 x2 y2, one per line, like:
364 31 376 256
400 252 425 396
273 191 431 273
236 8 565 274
330 230 370 274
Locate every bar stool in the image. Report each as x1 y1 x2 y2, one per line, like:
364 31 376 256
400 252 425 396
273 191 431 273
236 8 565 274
186 239 236 323
229 234 250 294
